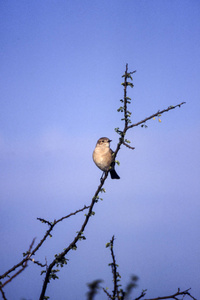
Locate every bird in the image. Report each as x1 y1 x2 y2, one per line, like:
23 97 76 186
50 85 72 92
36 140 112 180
93 137 120 179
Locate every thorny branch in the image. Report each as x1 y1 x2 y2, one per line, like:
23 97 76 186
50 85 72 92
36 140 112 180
39 175 109 300
128 102 186 130
98 237 196 300
141 287 196 300
1 64 193 300
102 236 122 300
110 236 119 299
113 64 186 164
0 287 6 300
0 238 36 300
0 238 35 289
0 205 90 297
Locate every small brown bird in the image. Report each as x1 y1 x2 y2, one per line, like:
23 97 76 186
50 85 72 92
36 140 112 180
93 137 120 179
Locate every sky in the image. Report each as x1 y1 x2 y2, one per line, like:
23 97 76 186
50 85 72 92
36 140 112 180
0 0 200 299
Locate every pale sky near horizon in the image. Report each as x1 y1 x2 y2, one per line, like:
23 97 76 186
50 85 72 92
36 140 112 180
0 1 200 299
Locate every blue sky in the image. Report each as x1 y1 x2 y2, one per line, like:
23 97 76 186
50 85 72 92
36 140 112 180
0 1 200 299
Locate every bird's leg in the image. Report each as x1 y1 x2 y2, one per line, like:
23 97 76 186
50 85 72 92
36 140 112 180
100 172 105 182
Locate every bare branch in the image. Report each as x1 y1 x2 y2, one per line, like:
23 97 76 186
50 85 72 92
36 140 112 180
127 102 186 130
134 289 147 300
34 204 90 255
122 141 135 150
0 287 7 300
0 238 35 290
1 64 190 300
29 258 46 268
110 236 119 299
143 288 197 300
39 174 109 299
0 205 89 281
103 288 113 299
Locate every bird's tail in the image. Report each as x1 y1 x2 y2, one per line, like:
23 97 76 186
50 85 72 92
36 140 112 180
110 169 120 179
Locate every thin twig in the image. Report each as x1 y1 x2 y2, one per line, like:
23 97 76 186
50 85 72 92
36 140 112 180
0 205 90 281
123 64 128 130
135 289 147 300
1 238 35 289
28 258 46 268
39 65 137 298
109 236 119 299
128 102 186 130
103 288 113 299
39 173 109 299
122 142 135 150
143 288 197 300
0 64 189 300
0 287 7 300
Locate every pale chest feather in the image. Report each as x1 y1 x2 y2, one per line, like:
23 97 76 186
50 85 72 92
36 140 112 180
93 146 112 171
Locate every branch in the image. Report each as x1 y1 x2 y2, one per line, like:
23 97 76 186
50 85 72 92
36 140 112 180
122 141 135 150
103 287 113 299
1 64 188 300
35 204 90 255
110 236 119 299
39 174 109 299
0 238 35 290
104 236 125 300
0 205 89 281
38 65 189 300
143 288 197 300
0 287 7 300
128 102 186 130
135 289 147 300
114 64 186 168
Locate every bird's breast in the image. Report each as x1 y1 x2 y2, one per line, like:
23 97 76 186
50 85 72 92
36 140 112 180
93 147 112 171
